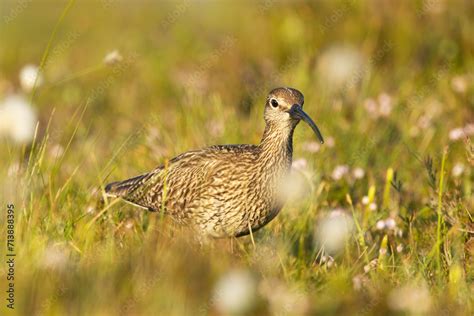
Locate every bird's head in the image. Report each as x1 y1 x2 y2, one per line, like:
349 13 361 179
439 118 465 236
264 87 324 144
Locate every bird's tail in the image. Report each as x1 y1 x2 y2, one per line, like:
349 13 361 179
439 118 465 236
104 173 150 198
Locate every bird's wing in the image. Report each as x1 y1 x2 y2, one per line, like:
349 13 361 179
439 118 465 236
105 147 216 210
105 145 259 211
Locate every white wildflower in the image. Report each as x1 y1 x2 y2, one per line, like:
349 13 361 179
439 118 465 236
40 244 69 271
325 136 335 147
104 50 123 66
452 163 464 177
0 94 38 144
86 206 95 214
388 283 432 314
361 196 370 205
315 210 354 254
396 244 404 253
364 93 393 118
213 269 257 315
125 220 134 229
19 64 43 92
279 169 311 203
378 93 392 117
363 259 378 273
449 127 464 141
331 164 349 180
352 167 365 179
369 202 377 211
291 158 308 172
376 220 385 230
317 45 365 89
385 218 396 230
451 76 467 93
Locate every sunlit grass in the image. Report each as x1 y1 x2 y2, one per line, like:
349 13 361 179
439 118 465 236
0 0 473 315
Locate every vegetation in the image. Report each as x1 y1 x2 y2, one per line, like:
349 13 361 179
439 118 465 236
0 0 472 315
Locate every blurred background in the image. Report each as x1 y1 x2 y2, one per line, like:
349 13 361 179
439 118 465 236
0 0 473 315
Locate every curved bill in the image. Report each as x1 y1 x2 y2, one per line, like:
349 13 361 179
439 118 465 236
288 104 324 144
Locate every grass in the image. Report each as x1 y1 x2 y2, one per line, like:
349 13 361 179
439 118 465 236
0 0 473 315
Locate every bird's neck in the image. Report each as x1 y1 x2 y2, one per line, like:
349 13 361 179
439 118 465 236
258 123 295 171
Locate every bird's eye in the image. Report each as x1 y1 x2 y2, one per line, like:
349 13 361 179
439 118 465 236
270 99 279 108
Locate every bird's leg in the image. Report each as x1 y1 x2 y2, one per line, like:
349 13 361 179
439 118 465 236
229 237 234 254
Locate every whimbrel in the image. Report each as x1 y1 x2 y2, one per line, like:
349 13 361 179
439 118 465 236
105 87 324 238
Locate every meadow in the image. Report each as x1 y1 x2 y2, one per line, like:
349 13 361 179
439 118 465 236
0 0 473 315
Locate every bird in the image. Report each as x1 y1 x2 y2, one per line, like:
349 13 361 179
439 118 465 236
105 87 324 238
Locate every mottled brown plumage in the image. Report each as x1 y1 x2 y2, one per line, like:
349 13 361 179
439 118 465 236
105 87 324 238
